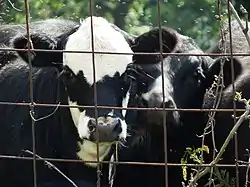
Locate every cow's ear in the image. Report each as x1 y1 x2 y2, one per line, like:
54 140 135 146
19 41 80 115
205 57 242 89
12 33 62 68
132 27 178 64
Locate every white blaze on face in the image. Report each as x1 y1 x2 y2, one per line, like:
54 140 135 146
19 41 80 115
122 87 131 118
64 17 133 167
141 60 173 107
141 76 168 105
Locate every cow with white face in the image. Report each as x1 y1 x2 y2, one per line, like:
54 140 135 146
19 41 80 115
59 17 133 164
0 17 135 187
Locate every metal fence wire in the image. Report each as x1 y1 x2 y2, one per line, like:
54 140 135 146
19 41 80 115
0 0 250 187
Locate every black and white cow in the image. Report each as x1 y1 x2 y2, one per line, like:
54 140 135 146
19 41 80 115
0 16 138 187
113 22 248 187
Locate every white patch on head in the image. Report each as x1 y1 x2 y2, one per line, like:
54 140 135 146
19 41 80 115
68 99 127 167
107 109 115 117
68 99 111 168
68 99 90 139
65 17 133 167
68 99 81 125
63 16 133 85
122 88 130 117
119 119 127 139
142 75 173 106
77 110 91 139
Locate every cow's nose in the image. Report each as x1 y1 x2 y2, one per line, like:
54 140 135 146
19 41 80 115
140 96 180 127
88 118 122 142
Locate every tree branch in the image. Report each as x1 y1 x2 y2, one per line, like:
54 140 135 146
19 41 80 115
229 2 250 49
188 99 250 187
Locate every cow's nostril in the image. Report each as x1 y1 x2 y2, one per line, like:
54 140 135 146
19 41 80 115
88 120 96 133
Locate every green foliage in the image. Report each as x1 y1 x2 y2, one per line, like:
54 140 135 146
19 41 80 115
1 1 250 186
2 0 249 50
181 145 210 181
234 91 250 104
204 168 235 187
180 145 235 186
234 91 243 102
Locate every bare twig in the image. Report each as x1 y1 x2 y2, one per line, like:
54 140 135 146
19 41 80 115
229 2 250 49
240 5 248 35
7 0 22 11
188 3 250 186
188 99 250 187
24 150 79 187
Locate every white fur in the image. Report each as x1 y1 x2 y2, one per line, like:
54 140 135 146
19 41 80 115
142 63 173 105
65 17 133 167
108 154 115 187
63 16 133 85
68 99 81 125
77 110 91 139
122 89 130 117
119 119 127 139
69 100 128 141
68 98 128 168
142 76 166 104
77 140 111 167
68 99 112 167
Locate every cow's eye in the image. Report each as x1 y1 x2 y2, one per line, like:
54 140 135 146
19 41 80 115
195 68 206 79
192 67 206 85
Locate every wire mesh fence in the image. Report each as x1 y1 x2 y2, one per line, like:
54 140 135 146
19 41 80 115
0 0 250 187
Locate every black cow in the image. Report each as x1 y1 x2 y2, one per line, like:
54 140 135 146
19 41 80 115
0 16 137 187
201 19 250 187
210 19 250 55
0 19 78 44
0 19 79 69
112 23 247 187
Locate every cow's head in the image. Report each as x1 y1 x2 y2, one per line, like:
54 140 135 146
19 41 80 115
130 27 243 130
11 17 140 167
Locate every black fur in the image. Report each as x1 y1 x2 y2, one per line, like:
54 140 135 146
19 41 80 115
132 27 178 64
0 19 79 68
198 19 250 187
38 180 97 187
0 60 111 187
113 25 247 187
0 18 137 187
113 27 181 187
